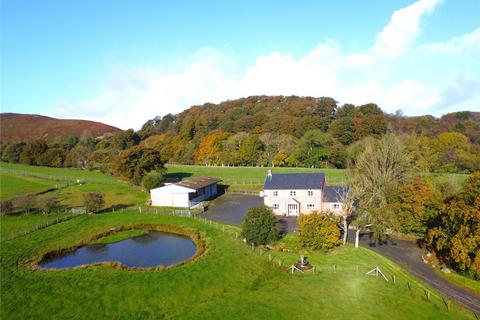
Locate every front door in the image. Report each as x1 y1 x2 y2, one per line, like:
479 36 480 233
287 204 298 216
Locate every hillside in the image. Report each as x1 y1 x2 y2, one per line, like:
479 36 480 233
140 96 480 143
137 96 479 170
0 113 121 142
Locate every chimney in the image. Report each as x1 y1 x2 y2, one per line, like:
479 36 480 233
267 169 272 178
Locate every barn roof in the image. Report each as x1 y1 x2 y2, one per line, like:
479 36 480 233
263 172 325 190
175 176 221 190
323 186 349 203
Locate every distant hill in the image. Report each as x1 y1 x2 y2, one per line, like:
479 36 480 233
0 113 121 142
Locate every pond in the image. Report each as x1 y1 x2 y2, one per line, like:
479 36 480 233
39 231 197 269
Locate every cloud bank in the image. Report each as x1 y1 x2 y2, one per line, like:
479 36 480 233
51 0 480 129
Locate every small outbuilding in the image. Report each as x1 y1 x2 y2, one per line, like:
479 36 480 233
150 176 221 208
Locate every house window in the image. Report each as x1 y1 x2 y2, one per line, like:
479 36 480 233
308 190 314 197
332 203 340 210
273 204 279 210
307 204 315 210
273 191 278 197
290 191 296 197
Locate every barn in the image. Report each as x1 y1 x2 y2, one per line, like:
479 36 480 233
150 176 221 208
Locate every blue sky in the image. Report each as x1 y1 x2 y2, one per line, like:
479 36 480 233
1 0 479 129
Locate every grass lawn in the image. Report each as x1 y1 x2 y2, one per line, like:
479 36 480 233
91 229 148 244
0 212 76 241
0 172 57 200
0 162 148 209
0 211 475 319
166 164 347 191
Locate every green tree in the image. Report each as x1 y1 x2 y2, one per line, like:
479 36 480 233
349 134 414 244
111 129 141 150
298 212 341 250
79 130 96 150
110 146 165 185
1 141 26 163
64 145 91 169
241 206 279 245
83 192 105 213
37 148 65 167
238 134 264 166
19 140 48 165
142 171 165 191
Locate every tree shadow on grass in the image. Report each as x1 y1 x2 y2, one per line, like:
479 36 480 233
163 172 193 183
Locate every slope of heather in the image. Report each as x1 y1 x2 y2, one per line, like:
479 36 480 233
0 113 121 142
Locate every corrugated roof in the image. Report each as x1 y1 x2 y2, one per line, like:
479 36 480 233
263 172 325 190
175 176 221 190
323 186 349 202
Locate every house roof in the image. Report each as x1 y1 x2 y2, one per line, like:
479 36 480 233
175 176 221 191
323 186 349 203
263 172 325 190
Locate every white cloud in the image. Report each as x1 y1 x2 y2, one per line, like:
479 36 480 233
423 27 480 54
372 0 442 58
51 0 479 130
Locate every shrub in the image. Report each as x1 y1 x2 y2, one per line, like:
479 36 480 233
15 195 36 214
83 192 105 213
298 212 341 250
142 171 164 191
241 206 279 245
0 200 14 215
39 194 60 214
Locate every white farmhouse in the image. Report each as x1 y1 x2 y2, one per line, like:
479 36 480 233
150 176 221 208
262 170 348 216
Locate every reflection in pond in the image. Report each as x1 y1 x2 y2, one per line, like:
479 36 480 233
40 231 196 269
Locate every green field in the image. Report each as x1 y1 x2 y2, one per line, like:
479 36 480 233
0 212 75 241
0 172 57 200
1 212 475 319
166 164 347 191
0 162 148 209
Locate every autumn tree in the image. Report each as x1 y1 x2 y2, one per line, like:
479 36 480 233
390 178 442 237
194 131 231 165
426 173 480 278
298 212 341 250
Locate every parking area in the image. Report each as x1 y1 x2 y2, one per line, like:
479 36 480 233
205 193 298 232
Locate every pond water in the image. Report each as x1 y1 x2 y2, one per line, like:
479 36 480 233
39 231 197 269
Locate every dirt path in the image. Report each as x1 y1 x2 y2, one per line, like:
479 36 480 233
350 231 480 314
